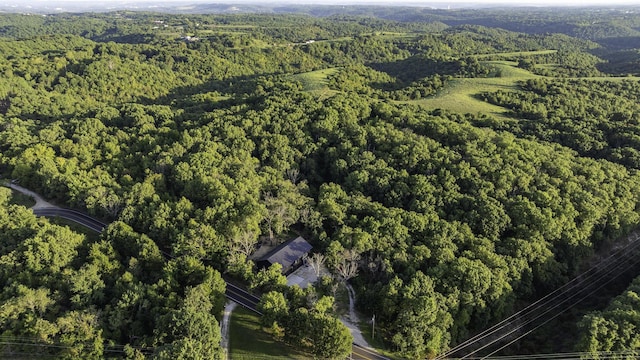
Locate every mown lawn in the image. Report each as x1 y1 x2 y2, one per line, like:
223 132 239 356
229 307 309 360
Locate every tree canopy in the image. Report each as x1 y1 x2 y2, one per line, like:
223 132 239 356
1 6 640 359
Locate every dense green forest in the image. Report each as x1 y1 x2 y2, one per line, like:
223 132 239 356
1 6 640 359
577 275 640 356
0 186 227 359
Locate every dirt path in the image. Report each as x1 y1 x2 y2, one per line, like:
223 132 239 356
221 301 237 360
341 283 373 348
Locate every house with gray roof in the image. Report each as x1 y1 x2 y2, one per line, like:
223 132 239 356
256 236 312 275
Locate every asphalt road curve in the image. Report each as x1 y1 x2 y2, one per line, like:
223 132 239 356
33 207 107 233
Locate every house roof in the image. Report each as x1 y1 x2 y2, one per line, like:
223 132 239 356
260 236 312 270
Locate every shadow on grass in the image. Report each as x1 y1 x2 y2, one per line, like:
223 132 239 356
229 307 309 360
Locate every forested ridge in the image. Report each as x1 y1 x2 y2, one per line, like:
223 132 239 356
1 7 640 359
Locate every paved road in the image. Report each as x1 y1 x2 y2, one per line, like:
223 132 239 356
224 281 263 314
6 183 107 232
33 207 107 233
351 344 390 360
11 184 389 360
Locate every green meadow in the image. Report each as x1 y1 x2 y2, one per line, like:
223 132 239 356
405 61 538 120
290 68 339 98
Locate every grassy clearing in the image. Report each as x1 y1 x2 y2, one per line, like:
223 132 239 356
229 307 309 360
306 87 338 100
203 24 258 29
405 79 514 120
290 68 339 92
484 61 539 78
196 29 249 36
301 37 353 45
402 56 640 119
404 61 538 120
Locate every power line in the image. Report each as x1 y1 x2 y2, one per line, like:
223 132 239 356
478 250 640 359
438 230 640 359
0 335 155 355
466 243 640 358
464 242 640 358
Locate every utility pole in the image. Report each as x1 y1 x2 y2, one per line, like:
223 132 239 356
372 314 375 340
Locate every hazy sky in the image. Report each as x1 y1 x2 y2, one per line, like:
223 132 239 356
307 0 639 5
301 0 638 3
25 0 640 4
11 0 640 10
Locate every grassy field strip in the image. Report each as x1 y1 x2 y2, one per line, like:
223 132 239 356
361 31 416 39
482 60 541 77
408 57 640 119
194 30 250 35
